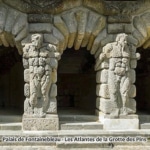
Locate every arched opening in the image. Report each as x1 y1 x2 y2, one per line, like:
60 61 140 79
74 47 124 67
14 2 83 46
136 47 150 115
57 47 96 115
0 46 24 115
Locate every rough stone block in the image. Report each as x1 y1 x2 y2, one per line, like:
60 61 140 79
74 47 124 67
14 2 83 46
47 98 57 114
62 12 77 48
127 35 139 46
44 34 59 46
24 69 30 83
51 69 57 83
52 27 65 52
91 29 107 55
12 14 27 36
22 114 59 130
100 98 136 114
130 59 137 69
124 24 133 33
100 98 116 114
95 60 109 71
134 15 147 38
24 83 30 98
103 118 139 130
108 24 124 34
50 84 57 98
130 69 136 83
54 15 69 48
29 23 52 33
0 7 7 31
74 10 87 50
96 84 110 99
96 69 108 84
129 84 136 98
81 11 99 47
108 15 131 23
50 58 58 69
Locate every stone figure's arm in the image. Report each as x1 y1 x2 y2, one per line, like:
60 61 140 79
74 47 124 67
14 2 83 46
95 43 112 70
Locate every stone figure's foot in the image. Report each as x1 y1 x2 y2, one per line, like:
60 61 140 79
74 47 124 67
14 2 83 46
110 108 120 118
40 112 46 118
120 107 128 116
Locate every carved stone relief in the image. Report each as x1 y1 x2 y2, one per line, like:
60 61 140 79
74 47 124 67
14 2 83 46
96 33 140 117
23 34 59 118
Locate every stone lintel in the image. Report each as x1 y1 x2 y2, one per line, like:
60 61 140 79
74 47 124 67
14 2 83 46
22 114 59 131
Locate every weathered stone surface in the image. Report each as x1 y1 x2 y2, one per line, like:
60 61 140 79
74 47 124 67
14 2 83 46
0 7 7 33
28 14 53 23
129 84 136 98
52 69 57 83
127 35 139 46
29 23 52 33
50 84 57 98
130 59 137 69
108 23 124 34
5 9 20 33
133 16 147 38
97 34 139 116
100 98 136 114
0 32 9 47
24 69 30 83
87 16 106 50
24 83 30 97
91 29 107 55
47 98 57 114
81 11 99 47
143 38 150 49
52 27 65 53
95 60 109 71
130 69 136 83
15 25 28 42
100 34 114 47
96 84 110 99
103 118 139 130
22 115 59 130
62 11 77 48
96 69 108 84
44 34 59 46
74 10 87 50
141 12 150 35
50 58 58 69
124 24 132 33
12 14 27 36
54 15 69 49
108 15 131 23
132 29 145 47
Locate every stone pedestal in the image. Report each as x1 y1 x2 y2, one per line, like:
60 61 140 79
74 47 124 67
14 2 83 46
96 111 139 130
22 114 59 131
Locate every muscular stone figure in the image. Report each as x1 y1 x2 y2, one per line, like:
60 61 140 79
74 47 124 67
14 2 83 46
97 33 132 117
23 34 52 117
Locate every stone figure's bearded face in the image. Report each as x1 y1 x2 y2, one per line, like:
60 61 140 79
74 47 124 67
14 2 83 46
116 33 128 44
31 34 42 49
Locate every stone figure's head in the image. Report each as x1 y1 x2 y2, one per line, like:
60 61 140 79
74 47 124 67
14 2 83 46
116 33 128 44
31 34 43 49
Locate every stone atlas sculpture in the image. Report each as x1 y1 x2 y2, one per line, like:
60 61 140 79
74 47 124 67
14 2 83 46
96 33 140 117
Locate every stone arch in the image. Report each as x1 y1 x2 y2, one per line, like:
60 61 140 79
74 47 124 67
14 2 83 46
132 11 150 49
0 3 28 54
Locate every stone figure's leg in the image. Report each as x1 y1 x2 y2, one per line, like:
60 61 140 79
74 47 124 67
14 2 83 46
41 72 52 114
108 71 120 117
120 75 130 115
30 76 38 109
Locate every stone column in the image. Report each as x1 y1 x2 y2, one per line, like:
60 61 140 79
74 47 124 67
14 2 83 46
22 34 60 130
95 33 140 130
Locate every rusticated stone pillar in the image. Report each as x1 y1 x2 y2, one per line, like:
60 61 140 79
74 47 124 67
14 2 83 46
95 33 140 130
22 34 60 130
